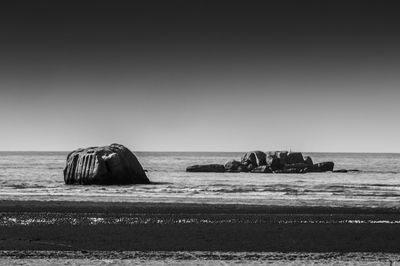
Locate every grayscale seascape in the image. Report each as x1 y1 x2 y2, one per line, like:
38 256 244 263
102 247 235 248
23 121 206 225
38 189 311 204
2 0 400 264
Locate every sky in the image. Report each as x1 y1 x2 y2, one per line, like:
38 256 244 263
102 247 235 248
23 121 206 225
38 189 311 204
0 0 400 152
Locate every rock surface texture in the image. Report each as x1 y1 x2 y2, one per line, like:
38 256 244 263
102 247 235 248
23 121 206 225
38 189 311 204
64 144 150 185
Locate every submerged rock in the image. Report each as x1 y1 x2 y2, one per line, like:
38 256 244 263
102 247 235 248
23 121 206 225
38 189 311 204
186 164 225 173
64 143 150 185
237 165 249 172
309 162 335 172
333 169 348 173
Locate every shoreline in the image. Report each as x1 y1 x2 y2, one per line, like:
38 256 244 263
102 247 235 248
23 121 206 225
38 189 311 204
1 250 400 261
1 200 400 214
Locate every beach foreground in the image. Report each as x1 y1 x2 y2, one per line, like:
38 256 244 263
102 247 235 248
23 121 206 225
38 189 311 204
0 200 400 254
0 251 399 265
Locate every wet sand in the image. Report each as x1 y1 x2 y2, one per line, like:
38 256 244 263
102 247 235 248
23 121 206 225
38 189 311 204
0 200 400 253
0 251 400 265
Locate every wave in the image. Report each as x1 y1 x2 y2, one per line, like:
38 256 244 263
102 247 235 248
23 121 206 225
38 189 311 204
352 170 400 174
5 184 47 189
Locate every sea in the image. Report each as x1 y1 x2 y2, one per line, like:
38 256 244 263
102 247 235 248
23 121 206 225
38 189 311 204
1 151 400 208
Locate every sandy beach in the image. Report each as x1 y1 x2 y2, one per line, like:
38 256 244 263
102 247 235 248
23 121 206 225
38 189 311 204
0 200 400 254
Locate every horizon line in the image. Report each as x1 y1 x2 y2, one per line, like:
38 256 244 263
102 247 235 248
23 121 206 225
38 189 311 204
0 150 400 154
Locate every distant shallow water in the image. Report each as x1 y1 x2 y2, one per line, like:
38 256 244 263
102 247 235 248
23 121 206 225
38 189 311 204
1 151 400 207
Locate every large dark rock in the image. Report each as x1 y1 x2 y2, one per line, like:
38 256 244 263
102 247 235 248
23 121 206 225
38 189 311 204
241 151 266 167
186 164 225 173
224 160 242 172
309 161 335 172
64 143 150 185
287 152 304 164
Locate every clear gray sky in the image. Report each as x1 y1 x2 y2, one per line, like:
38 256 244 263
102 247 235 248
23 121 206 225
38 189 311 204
1 0 400 152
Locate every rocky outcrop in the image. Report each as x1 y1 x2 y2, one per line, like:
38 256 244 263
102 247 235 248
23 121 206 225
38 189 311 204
64 143 150 185
241 151 266 167
187 151 339 174
186 164 225 173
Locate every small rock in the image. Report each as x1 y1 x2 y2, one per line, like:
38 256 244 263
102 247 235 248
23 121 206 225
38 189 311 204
186 164 225 173
309 161 335 172
333 169 348 173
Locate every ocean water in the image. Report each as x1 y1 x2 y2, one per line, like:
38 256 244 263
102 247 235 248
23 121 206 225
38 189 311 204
1 151 400 207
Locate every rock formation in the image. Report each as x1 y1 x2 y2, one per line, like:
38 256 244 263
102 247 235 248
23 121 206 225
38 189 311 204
241 151 266 168
64 143 150 185
186 150 342 174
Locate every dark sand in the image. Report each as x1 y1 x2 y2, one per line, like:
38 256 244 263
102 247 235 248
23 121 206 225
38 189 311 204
1 200 400 253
